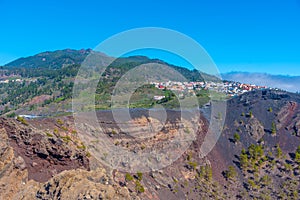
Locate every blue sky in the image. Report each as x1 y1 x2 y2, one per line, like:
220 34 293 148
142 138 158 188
0 0 300 75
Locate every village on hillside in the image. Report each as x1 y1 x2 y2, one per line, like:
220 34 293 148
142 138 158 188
150 80 269 100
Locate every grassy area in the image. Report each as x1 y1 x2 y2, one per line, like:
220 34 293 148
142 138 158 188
94 84 211 110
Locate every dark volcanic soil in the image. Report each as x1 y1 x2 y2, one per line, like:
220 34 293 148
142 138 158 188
209 89 300 181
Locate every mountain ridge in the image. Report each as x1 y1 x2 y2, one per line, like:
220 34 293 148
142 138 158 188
4 48 220 81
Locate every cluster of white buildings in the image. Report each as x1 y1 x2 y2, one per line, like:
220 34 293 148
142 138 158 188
150 81 268 98
150 81 203 91
0 78 22 84
204 81 268 96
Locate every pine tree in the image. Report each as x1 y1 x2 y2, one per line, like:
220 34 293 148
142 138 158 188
271 122 277 135
276 144 282 159
233 133 240 143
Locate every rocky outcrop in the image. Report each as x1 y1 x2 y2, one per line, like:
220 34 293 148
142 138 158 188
0 118 133 200
35 168 132 200
244 117 265 141
0 127 33 199
277 101 300 136
0 118 89 182
293 119 300 137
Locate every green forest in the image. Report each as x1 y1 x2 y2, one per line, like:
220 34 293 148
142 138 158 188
0 49 215 116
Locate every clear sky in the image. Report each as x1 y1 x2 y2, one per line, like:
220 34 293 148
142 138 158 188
1 0 300 75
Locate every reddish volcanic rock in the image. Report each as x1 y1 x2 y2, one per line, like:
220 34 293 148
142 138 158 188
0 118 89 182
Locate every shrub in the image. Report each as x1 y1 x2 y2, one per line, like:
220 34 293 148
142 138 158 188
16 116 29 126
86 151 91 158
248 179 256 190
29 104 36 111
7 112 16 118
199 165 213 181
77 144 86 150
241 148 246 154
46 132 53 137
296 145 300 154
61 126 68 131
137 172 143 181
135 181 145 193
248 111 253 118
233 133 240 143
271 122 277 135
260 175 272 186
172 177 178 183
284 163 292 173
223 166 237 180
56 119 64 125
240 152 248 170
125 173 134 182
276 144 282 158
295 145 300 164
187 161 198 170
184 127 190 134
53 128 59 135
187 152 192 161
205 165 213 181
248 144 264 160
60 135 72 143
